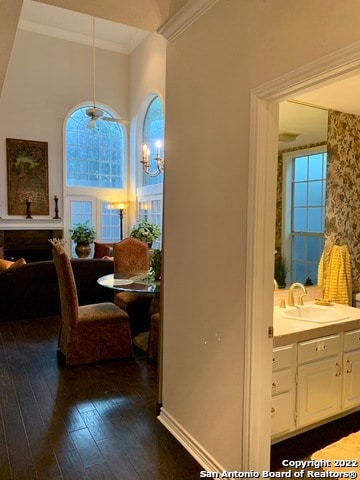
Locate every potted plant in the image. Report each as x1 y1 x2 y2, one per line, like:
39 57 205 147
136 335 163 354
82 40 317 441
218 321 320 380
150 249 162 280
129 219 161 248
274 253 288 288
70 220 96 258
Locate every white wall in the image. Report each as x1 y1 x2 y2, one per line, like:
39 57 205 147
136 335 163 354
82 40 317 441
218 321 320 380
128 33 167 224
161 0 360 471
0 28 128 222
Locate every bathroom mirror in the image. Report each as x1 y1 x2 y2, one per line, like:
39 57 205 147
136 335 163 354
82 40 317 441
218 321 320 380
276 101 328 287
277 90 360 293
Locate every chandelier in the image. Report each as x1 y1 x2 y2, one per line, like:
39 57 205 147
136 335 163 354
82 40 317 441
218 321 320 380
140 141 164 177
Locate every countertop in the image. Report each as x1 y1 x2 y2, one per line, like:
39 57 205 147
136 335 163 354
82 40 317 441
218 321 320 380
273 301 360 347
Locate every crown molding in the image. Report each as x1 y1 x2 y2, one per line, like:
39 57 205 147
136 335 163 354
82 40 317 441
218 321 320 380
157 0 219 42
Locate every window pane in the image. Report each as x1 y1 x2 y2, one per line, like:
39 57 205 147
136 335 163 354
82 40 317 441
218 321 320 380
293 207 307 231
308 181 322 206
306 263 318 285
293 183 307 207
292 261 305 284
293 156 307 181
101 203 120 242
306 236 323 263
308 154 324 180
308 207 323 232
293 235 305 261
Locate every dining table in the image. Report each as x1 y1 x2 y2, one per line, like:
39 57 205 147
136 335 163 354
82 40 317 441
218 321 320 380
97 272 160 294
97 272 161 358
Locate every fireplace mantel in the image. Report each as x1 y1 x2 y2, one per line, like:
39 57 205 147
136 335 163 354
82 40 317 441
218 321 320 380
0 219 63 230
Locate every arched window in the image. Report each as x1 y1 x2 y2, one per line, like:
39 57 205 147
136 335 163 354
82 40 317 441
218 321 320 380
65 105 126 250
142 96 164 186
66 105 125 188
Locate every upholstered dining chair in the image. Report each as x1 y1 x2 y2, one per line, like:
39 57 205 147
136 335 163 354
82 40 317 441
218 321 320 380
113 237 154 337
52 243 132 366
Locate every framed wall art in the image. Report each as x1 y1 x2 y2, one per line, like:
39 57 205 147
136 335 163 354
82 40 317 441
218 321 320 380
6 138 49 215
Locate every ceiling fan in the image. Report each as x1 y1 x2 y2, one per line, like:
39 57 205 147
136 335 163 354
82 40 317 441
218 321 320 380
86 17 128 129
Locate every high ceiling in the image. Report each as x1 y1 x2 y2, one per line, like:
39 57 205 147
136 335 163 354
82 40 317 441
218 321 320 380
4 0 360 147
20 0 149 54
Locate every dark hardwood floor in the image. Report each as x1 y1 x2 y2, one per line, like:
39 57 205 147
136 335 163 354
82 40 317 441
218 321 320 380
2 315 359 479
0 316 202 480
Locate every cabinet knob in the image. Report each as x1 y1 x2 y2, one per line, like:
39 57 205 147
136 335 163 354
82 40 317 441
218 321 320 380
272 382 276 389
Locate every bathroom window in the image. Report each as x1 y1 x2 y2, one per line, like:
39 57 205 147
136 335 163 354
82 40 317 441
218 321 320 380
283 147 327 284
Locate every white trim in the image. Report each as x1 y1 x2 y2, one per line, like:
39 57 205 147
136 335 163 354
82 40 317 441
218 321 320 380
157 0 219 42
244 95 278 470
158 407 224 473
245 41 360 470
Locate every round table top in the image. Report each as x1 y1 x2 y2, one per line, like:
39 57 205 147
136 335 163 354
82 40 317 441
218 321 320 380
97 273 161 293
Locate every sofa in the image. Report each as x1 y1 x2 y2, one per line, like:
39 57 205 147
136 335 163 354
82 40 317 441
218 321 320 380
0 258 115 321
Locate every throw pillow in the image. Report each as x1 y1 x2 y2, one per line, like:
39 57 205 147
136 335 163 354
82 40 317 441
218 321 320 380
9 258 26 269
0 259 14 271
0 257 26 272
94 242 114 259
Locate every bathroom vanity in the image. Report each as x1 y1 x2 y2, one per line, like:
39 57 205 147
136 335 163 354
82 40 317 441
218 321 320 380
272 302 360 443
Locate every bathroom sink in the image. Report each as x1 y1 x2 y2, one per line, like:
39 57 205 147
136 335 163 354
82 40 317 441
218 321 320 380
278 305 349 323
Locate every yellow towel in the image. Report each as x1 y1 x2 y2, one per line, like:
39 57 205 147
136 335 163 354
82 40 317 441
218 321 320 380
318 244 352 305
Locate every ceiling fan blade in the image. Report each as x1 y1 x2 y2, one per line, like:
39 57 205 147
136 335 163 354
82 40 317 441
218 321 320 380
102 117 129 125
87 118 97 129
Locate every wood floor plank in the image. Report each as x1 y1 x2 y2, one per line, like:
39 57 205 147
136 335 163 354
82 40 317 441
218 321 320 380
70 427 104 467
0 406 12 480
0 316 202 479
96 438 141 480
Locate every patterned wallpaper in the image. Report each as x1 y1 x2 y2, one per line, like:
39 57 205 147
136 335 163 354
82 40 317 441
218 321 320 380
327 109 360 293
276 109 360 293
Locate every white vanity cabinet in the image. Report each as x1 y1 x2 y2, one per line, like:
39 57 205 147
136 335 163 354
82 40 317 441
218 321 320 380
343 329 360 409
271 319 360 442
296 334 342 428
271 344 296 437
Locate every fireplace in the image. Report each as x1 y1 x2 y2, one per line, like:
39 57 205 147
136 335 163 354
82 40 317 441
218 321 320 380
0 229 63 263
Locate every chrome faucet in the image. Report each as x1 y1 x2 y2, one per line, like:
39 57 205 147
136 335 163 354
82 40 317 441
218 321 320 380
274 279 279 290
288 282 307 306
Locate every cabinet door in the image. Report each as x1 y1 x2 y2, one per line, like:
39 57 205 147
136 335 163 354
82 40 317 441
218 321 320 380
271 391 295 437
297 355 341 428
343 350 360 410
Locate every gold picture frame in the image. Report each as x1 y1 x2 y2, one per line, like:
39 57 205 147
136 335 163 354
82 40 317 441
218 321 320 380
6 138 49 215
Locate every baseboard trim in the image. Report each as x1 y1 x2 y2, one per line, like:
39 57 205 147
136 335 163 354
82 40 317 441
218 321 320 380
158 407 223 473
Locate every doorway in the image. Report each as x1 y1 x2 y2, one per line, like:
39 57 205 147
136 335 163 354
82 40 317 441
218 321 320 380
245 41 360 470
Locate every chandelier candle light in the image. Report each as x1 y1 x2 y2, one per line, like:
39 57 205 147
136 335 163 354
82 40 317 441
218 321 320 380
141 141 164 177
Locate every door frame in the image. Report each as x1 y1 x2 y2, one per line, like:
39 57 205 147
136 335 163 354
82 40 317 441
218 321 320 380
244 41 360 469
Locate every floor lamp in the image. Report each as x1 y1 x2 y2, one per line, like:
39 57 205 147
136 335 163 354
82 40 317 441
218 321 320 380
111 202 129 240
